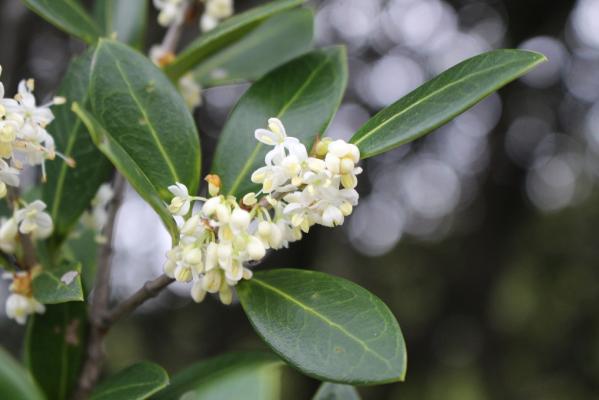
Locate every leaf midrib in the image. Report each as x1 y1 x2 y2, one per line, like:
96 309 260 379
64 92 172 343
251 278 394 369
352 55 541 146
112 57 180 184
226 54 332 195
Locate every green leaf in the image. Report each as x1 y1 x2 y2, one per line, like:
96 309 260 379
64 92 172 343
0 347 45 400
313 383 361 400
72 103 179 241
24 302 87 400
44 49 113 245
151 352 283 400
212 47 347 196
94 0 148 49
63 228 98 296
350 49 546 158
32 261 83 304
237 269 407 385
88 39 201 200
193 9 314 88
21 0 101 43
90 362 169 400
165 0 305 80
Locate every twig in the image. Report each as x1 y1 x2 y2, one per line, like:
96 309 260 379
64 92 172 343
103 274 174 327
72 174 125 400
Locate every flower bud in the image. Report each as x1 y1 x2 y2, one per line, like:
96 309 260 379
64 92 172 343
204 242 218 271
191 281 207 303
231 207 251 231
219 284 233 305
215 204 231 223
314 137 332 157
202 270 222 293
183 247 203 266
247 236 266 260
205 174 221 196
202 196 220 215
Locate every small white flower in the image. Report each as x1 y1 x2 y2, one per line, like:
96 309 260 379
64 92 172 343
14 200 53 239
168 182 191 216
5 293 45 325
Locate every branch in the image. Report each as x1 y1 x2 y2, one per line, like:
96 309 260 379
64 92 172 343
103 274 174 327
72 174 125 400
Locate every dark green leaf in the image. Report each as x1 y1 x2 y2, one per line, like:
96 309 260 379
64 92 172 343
313 383 361 400
0 347 45 400
193 9 314 87
72 103 178 241
88 39 201 201
44 49 112 246
165 0 305 80
94 0 148 49
151 352 283 400
24 302 87 400
350 49 546 158
237 269 407 385
21 0 101 43
32 261 83 304
90 362 169 400
212 47 347 196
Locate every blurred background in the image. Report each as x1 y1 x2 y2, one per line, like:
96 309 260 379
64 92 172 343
1 0 599 398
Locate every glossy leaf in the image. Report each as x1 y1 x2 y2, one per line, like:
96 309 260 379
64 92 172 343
212 47 347 196
21 0 101 43
32 261 83 304
350 49 546 158
165 0 305 80
193 9 314 87
237 269 407 385
151 352 283 400
94 0 148 49
43 48 112 246
89 39 201 200
90 362 169 400
24 302 87 400
72 104 179 241
0 347 45 400
313 383 361 400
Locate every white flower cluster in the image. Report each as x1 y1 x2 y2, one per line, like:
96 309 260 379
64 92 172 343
164 118 361 304
2 271 44 325
0 65 63 324
153 0 233 31
0 67 67 190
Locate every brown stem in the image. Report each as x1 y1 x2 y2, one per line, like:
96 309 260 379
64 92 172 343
104 274 174 327
72 174 125 400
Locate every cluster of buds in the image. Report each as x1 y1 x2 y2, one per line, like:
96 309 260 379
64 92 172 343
2 270 44 325
0 66 65 323
165 118 361 304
